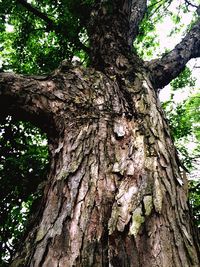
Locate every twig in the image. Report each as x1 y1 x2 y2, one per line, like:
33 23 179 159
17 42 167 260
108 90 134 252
185 0 198 8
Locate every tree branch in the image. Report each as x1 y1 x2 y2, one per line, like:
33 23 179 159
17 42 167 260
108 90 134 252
0 67 95 136
16 0 89 53
185 0 198 9
127 0 147 46
0 72 61 135
147 16 200 90
16 0 54 27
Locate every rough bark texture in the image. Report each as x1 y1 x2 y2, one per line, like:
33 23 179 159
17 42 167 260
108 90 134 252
0 1 200 266
0 64 199 267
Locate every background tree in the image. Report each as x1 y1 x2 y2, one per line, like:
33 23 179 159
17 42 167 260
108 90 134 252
0 0 200 266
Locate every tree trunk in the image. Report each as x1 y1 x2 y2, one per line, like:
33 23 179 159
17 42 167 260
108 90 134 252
2 63 198 267
0 1 200 266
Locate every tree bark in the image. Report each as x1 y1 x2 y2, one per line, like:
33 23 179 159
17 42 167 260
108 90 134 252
1 62 199 266
147 15 200 90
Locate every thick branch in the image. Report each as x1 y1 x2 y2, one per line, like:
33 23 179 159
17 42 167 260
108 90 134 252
147 16 200 90
16 0 89 53
0 72 63 136
128 0 147 46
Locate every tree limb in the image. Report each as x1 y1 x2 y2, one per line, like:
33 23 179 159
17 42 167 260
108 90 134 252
0 67 96 136
16 0 89 53
146 16 200 90
0 72 61 134
127 0 147 46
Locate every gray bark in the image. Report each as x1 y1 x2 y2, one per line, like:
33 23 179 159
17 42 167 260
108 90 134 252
146 15 200 89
